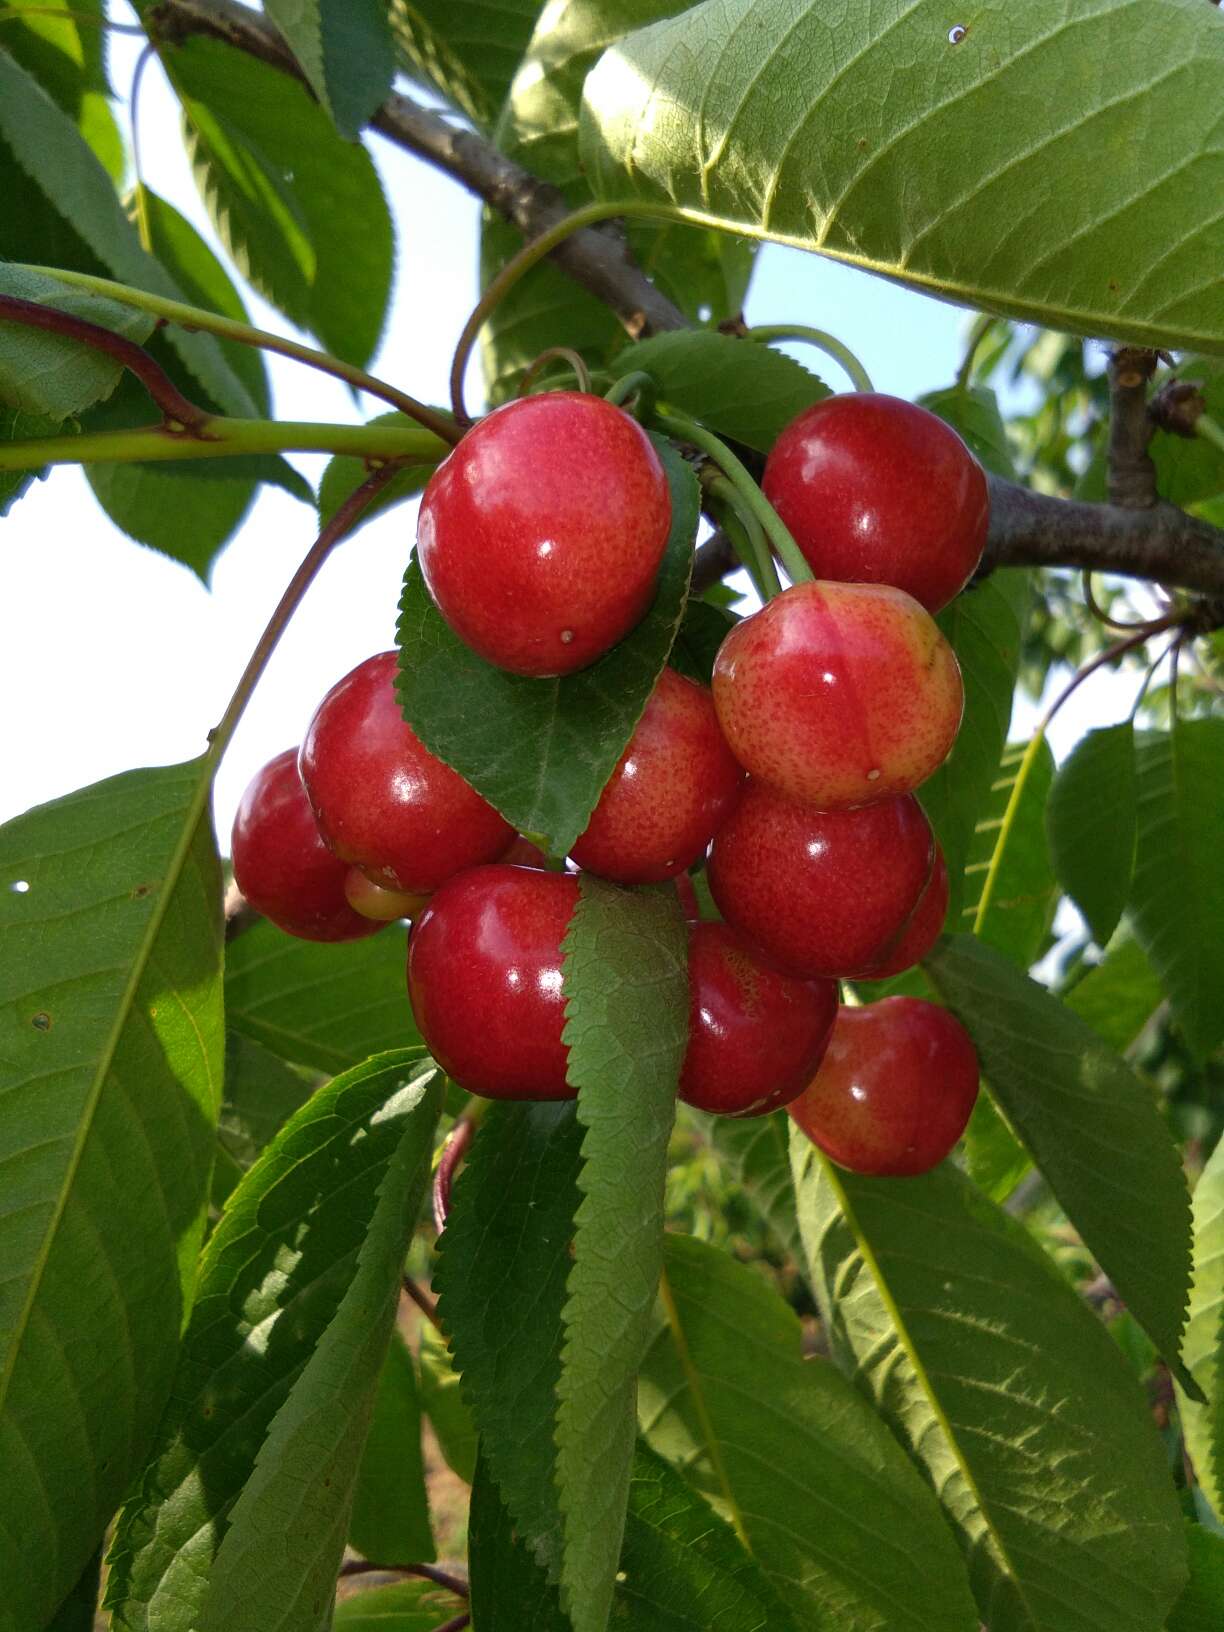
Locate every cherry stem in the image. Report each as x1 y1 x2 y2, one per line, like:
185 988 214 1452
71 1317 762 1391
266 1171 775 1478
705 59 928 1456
430 1616 470 1632
17 264 462 444
0 292 208 428
604 370 658 415
401 1274 444 1334
518 346 591 396
955 314 998 393
1195 412 1224 459
433 1115 476 1233
1081 570 1172 634
650 406 813 586
704 474 781 600
129 45 157 254
1130 633 1182 721
743 325 874 394
0 417 445 472
447 198 679 423
338 1560 469 1599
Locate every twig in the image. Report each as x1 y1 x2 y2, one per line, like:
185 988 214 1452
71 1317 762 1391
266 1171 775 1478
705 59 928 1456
1106 347 1158 509
339 1560 469 1598
401 1275 444 1334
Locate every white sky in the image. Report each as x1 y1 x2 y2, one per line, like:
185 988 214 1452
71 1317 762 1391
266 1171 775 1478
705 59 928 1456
0 26 1161 844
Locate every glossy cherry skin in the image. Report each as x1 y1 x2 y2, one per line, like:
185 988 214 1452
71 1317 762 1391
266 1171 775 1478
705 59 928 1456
712 581 963 809
231 749 383 943
407 865 580 1100
707 782 934 979
680 923 838 1117
417 392 671 676
854 844 950 979
569 668 743 883
762 394 989 614
345 868 429 922
299 652 514 893
788 998 979 1176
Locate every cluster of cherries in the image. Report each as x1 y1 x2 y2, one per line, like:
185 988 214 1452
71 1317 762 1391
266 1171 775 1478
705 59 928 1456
233 389 987 1178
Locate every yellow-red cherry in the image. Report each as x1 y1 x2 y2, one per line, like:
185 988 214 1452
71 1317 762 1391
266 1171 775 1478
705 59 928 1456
762 394 989 614
569 667 743 884
788 997 979 1177
712 581 963 809
679 923 837 1117
231 749 383 943
707 782 934 979
417 392 671 676
299 652 514 894
407 865 580 1101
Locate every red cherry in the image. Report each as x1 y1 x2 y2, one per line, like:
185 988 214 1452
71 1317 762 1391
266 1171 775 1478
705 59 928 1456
762 394 989 613
407 865 580 1100
788 997 979 1176
712 581 963 809
231 749 383 943
417 392 671 676
299 652 514 893
855 844 950 979
344 868 429 922
569 668 743 883
680 923 837 1117
707 782 934 979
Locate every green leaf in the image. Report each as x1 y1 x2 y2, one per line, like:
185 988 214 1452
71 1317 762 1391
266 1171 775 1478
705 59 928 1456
213 1032 314 1208
468 1452 571 1632
1131 720 1224 1059
1179 1135 1224 1520
794 1134 1189 1632
264 0 396 139
702 1111 803 1262
0 262 155 419
556 876 689 1632
1167 1524 1224 1632
961 1092 1031 1206
962 735 1058 967
1062 932 1163 1053
166 36 394 366
394 0 544 124
416 1320 477 1485
0 762 224 1631
920 571 1030 920
396 433 699 855
924 934 1196 1393
224 916 420 1075
1 403 59 515
667 599 737 687
349 1332 435 1565
0 52 258 416
46 1549 102 1632
318 413 440 530
480 0 755 402
104 1050 443 1631
917 384 1018 480
1047 723 1137 948
333 1578 467 1630
639 1233 979 1630
1151 357 1224 508
0 0 123 181
435 1100 584 1571
581 0 1224 355
86 458 258 579
608 330 827 452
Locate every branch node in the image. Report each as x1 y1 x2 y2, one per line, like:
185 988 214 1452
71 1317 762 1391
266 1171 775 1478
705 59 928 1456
1150 378 1207 440
1107 346 1159 509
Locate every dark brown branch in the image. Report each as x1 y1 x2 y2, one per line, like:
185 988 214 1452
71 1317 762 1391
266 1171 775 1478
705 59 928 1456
401 1274 444 1334
148 0 687 341
0 293 208 429
1106 348 1158 508
339 1560 469 1598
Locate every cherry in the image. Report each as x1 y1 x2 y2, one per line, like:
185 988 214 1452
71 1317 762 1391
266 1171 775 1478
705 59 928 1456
417 392 672 676
707 782 934 979
680 923 837 1117
299 652 514 893
788 997 979 1176
854 844 949 979
407 865 580 1100
569 668 743 883
231 749 383 943
712 581 963 809
762 394 989 614
344 869 429 922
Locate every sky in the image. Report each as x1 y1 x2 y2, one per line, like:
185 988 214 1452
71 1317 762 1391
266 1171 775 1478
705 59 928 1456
0 21 1157 843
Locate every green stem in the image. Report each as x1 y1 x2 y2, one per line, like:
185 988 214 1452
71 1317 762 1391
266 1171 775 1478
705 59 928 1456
0 417 447 471
448 199 678 422
17 263 461 444
517 345 591 397
604 370 657 413
955 314 997 393
651 406 813 586
705 475 781 600
1195 412 1224 458
744 325 874 394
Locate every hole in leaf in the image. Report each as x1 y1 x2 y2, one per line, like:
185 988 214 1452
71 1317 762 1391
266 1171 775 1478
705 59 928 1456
9 880 30 894
32 1012 51 1031
948 23 967 42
